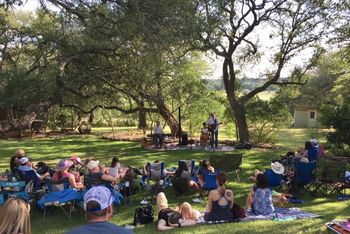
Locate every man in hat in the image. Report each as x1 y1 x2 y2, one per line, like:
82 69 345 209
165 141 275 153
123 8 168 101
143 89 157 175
17 157 49 180
65 186 132 234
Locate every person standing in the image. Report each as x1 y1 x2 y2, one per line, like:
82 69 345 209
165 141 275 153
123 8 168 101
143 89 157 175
206 113 220 149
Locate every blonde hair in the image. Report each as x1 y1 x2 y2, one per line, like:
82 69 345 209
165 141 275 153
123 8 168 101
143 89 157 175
156 192 168 212
15 149 25 157
0 198 31 234
179 202 197 220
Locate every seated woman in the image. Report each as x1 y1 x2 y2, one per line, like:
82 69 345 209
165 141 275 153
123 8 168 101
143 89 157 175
197 159 215 188
120 167 141 196
156 192 197 231
200 122 210 146
109 156 129 179
246 173 274 215
204 172 233 221
52 159 83 190
173 161 200 194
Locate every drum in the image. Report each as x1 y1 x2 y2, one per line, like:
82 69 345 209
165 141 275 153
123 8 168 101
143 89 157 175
200 133 209 142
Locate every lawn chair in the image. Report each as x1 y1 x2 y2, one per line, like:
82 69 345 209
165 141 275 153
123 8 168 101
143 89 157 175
209 154 242 181
83 175 123 206
41 177 77 221
292 161 317 196
316 159 347 196
202 172 218 191
146 162 165 182
0 180 28 204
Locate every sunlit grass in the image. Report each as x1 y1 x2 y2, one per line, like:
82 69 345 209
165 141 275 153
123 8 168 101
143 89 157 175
0 130 345 234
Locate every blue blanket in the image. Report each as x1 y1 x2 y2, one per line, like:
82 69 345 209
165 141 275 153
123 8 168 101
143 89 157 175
243 207 321 221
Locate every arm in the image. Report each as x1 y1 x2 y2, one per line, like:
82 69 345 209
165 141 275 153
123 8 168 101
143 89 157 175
69 174 83 189
227 190 234 208
157 219 174 231
101 174 117 182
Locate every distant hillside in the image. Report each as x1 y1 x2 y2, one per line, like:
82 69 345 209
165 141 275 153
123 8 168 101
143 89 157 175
204 78 278 91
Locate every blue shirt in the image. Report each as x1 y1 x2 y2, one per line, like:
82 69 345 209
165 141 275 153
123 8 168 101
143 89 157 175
65 221 133 234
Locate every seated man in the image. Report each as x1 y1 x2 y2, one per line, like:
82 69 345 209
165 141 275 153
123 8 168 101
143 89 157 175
153 121 165 149
17 157 50 188
65 186 132 234
85 160 118 188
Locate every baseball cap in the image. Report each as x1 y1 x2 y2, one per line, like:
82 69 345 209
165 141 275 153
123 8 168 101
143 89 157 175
19 157 29 165
70 155 82 165
84 186 113 212
87 160 99 170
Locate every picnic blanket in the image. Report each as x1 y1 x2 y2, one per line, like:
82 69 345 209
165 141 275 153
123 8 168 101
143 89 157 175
196 208 320 224
243 207 321 221
326 220 350 234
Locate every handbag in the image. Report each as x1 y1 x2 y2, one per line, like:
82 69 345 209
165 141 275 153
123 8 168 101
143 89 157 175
133 204 154 226
231 203 246 219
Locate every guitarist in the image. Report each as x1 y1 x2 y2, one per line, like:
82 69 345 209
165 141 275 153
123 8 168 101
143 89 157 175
206 112 220 149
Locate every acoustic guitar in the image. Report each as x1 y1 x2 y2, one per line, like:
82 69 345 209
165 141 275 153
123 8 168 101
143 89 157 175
207 122 222 131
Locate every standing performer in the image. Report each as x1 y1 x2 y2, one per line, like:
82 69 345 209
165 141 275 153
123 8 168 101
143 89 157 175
206 112 220 149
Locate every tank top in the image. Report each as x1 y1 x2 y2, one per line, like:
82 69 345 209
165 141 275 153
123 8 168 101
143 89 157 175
204 192 233 221
252 188 274 215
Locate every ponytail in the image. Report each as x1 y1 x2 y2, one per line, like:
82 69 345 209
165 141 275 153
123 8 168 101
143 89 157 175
218 184 226 196
216 172 228 196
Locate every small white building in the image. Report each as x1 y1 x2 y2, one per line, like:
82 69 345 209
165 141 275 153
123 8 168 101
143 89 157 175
293 104 320 128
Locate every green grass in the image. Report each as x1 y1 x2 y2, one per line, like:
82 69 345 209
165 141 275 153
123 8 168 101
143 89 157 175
0 130 345 234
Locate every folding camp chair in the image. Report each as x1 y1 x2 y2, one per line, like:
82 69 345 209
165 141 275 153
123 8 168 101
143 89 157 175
41 177 75 221
292 161 317 196
0 180 28 204
209 154 242 181
315 159 347 196
202 172 218 191
146 162 165 182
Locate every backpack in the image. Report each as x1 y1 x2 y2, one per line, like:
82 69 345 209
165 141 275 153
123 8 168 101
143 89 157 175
231 203 246 219
133 204 154 226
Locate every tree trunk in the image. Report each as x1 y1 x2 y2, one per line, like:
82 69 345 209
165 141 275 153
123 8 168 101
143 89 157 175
156 101 180 137
222 57 250 143
138 101 147 134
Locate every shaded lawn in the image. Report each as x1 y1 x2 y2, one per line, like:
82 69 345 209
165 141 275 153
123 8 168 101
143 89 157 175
0 134 346 234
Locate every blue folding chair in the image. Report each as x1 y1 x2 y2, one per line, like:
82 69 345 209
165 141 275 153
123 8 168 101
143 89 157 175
0 181 28 203
293 161 317 195
203 172 218 191
146 162 165 182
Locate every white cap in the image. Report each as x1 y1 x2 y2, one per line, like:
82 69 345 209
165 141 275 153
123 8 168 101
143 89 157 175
19 157 29 165
310 139 318 145
87 160 99 170
84 186 113 212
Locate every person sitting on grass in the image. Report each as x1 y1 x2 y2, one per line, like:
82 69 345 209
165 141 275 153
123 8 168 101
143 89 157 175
65 186 132 234
246 173 274 215
0 197 31 234
204 172 234 221
156 192 197 231
173 161 201 199
52 159 83 190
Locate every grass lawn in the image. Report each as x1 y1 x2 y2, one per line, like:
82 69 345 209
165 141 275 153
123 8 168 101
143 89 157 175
0 129 346 234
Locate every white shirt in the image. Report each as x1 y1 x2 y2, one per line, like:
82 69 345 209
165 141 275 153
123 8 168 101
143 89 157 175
154 125 164 134
109 163 120 177
206 117 220 132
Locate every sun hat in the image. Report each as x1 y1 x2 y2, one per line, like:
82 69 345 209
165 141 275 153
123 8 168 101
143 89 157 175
87 160 100 170
271 161 285 174
56 159 74 171
70 155 82 165
84 186 113 212
19 157 29 165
